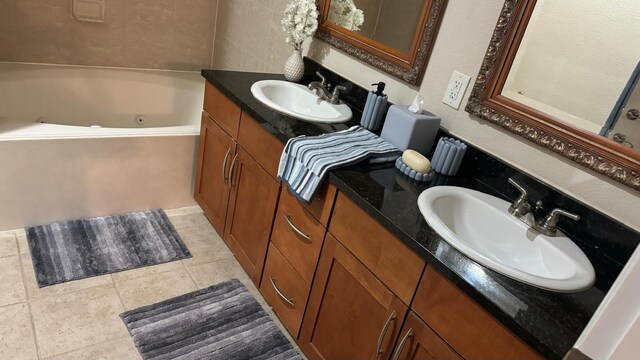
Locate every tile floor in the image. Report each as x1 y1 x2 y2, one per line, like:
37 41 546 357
0 206 300 359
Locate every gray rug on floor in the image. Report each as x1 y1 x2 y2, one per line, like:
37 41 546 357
25 209 191 287
121 279 302 360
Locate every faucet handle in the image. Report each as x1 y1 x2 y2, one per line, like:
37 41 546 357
508 177 528 199
539 208 580 235
507 178 531 217
314 71 327 86
330 85 347 104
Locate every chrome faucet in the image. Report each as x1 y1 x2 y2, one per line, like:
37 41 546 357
507 178 580 236
307 71 346 105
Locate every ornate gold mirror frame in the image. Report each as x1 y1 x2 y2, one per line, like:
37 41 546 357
465 0 640 190
315 0 447 85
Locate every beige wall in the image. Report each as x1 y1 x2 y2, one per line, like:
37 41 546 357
212 0 292 73
218 0 640 232
0 0 218 71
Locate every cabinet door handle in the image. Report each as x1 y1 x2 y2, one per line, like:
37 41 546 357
269 276 295 307
284 214 311 242
391 328 413 360
221 148 231 187
227 153 239 189
376 311 396 356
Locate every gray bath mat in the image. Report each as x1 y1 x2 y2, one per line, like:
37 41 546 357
25 209 191 287
120 279 302 360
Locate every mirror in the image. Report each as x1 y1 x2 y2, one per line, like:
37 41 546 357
603 63 640 149
327 0 424 54
466 0 640 190
316 0 447 85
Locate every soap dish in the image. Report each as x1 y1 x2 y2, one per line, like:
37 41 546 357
395 157 434 182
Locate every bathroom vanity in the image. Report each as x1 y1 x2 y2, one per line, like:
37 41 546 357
195 65 639 359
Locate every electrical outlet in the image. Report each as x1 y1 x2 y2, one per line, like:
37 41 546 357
442 71 471 109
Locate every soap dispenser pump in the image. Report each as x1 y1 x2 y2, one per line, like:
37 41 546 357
361 82 388 131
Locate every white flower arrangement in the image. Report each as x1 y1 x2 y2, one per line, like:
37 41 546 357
281 0 319 51
328 0 364 32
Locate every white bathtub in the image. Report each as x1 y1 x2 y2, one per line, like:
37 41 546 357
0 62 203 230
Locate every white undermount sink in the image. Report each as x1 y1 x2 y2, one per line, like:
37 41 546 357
251 80 352 124
418 186 595 292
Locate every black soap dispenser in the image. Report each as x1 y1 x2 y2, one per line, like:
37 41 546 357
361 82 388 131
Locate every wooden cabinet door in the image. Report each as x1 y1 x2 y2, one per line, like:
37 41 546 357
390 311 462 360
194 113 235 234
224 147 280 285
299 234 408 360
413 267 541 360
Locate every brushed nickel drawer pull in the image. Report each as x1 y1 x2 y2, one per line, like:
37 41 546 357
376 311 396 356
284 214 311 242
269 276 295 307
391 328 413 360
221 148 231 187
227 153 239 189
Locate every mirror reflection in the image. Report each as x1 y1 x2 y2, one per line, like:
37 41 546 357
502 0 640 149
603 63 640 149
327 0 425 54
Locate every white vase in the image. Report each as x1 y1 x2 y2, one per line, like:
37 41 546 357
284 49 304 82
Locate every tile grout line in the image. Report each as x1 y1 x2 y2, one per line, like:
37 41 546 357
181 260 200 289
16 242 42 360
110 274 127 312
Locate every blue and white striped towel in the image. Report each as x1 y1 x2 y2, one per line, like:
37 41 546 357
278 126 399 203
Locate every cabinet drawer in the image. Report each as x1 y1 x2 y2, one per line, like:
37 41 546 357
203 81 241 139
300 181 337 227
238 111 284 180
260 243 310 339
412 266 541 360
271 186 326 285
329 193 425 305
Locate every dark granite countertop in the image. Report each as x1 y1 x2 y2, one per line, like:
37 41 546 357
201 69 638 359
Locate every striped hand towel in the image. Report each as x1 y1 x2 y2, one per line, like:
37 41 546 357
278 126 399 203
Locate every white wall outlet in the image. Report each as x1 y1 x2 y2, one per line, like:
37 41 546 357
442 71 471 110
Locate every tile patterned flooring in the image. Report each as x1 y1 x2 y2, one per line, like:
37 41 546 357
0 206 299 359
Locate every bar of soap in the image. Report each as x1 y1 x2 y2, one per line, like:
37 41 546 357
402 149 431 173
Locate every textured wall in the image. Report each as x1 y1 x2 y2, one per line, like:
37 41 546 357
212 0 293 73
0 0 218 70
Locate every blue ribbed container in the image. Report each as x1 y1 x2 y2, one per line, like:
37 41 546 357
431 137 467 176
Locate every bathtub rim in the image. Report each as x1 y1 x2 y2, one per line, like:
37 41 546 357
0 118 200 141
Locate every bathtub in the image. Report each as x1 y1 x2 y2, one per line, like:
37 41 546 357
0 62 203 231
